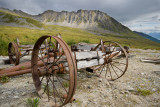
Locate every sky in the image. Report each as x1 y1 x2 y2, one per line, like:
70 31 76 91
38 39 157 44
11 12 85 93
0 0 160 34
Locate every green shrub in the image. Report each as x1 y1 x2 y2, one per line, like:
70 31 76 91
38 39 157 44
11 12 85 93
137 88 153 96
0 75 10 83
27 98 39 107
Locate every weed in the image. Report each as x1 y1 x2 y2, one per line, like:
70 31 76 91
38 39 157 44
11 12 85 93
66 40 76 46
27 98 39 107
136 88 153 96
63 82 69 88
75 99 82 106
0 75 10 83
20 66 25 70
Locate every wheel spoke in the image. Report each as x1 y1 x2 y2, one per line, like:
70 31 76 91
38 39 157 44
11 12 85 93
112 60 126 65
55 74 68 94
105 64 109 78
98 64 105 77
111 62 124 73
110 63 119 78
108 64 113 80
49 76 64 104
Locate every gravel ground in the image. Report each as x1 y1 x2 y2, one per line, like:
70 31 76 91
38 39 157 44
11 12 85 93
0 49 160 107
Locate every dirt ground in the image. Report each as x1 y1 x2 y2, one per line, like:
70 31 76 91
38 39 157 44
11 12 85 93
0 49 160 107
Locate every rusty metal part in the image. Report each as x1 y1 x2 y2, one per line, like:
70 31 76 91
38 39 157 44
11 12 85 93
8 42 20 65
31 35 77 107
0 63 67 77
93 41 128 81
0 57 54 75
0 69 31 77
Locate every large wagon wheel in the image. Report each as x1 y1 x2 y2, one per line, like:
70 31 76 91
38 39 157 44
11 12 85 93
31 35 77 107
8 42 20 65
94 41 128 81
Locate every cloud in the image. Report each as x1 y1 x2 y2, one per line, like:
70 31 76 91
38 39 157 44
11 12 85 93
0 0 160 33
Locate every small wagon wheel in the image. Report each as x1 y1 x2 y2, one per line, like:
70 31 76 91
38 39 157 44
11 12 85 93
8 42 20 65
94 41 128 81
31 35 77 107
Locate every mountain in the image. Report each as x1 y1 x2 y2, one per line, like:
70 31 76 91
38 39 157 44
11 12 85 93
149 32 160 40
134 31 160 43
3 8 131 34
0 8 44 28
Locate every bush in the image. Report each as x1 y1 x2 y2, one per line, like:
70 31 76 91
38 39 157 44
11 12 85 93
27 98 39 107
0 75 10 83
137 88 153 96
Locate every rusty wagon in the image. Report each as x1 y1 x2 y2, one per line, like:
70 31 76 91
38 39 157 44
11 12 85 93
0 35 128 107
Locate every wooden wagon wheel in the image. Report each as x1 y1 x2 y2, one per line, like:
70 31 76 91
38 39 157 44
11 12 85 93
31 35 77 107
94 41 128 81
8 42 20 65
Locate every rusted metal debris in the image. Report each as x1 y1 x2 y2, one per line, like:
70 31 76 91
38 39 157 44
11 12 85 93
0 35 129 107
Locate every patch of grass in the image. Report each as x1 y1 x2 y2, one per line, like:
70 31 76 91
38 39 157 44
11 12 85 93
0 36 8 55
27 98 39 107
66 40 76 46
78 39 90 43
0 10 44 28
75 99 82 106
136 88 153 96
63 82 69 88
0 75 10 83
25 17 44 28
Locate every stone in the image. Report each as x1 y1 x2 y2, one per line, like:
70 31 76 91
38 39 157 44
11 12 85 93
14 96 19 99
22 92 26 96
152 88 157 92
99 78 103 82
87 75 92 78
87 85 92 89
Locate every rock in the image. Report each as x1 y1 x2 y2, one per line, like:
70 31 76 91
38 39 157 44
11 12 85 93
152 88 157 92
14 96 19 99
99 78 103 82
87 85 92 89
21 92 26 96
87 75 92 78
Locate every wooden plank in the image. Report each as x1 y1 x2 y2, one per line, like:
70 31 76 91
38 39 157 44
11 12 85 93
141 58 160 64
77 58 104 69
74 51 104 60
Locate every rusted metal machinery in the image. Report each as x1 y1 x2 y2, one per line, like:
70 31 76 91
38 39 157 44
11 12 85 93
8 38 46 65
0 35 128 107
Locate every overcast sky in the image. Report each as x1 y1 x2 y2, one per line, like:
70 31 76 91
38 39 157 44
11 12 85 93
0 0 160 33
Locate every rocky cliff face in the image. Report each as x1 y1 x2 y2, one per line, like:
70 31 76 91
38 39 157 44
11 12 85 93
31 9 131 33
12 9 131 33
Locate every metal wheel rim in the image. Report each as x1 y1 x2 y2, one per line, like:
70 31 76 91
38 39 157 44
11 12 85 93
31 35 77 107
95 41 128 81
8 42 20 65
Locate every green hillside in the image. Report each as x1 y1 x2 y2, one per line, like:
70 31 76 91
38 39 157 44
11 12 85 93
0 10 44 28
0 25 160 55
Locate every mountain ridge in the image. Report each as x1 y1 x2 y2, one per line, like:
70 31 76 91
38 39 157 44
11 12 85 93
134 31 160 43
10 8 131 34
